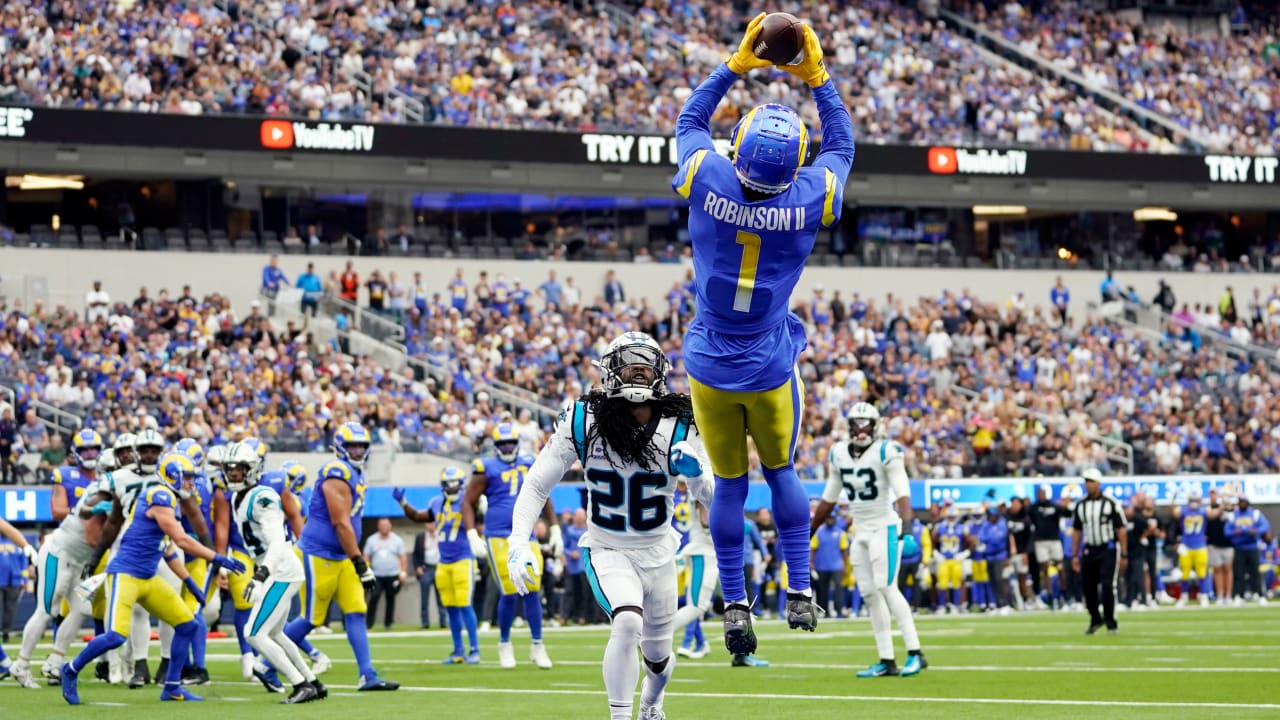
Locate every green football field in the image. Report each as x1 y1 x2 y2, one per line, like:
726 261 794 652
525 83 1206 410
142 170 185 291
4 605 1277 719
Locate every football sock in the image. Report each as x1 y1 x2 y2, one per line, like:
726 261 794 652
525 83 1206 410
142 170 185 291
640 654 673 708
863 589 894 660
283 618 313 647
234 608 252 654
680 620 697 647
603 611 642 720
708 474 748 602
446 607 464 654
190 612 207 668
851 588 863 616
461 606 479 651
344 613 375 678
882 586 921 652
71 631 126 674
94 619 105 636
129 605 150 661
692 620 705 647
167 621 195 685
523 592 543 642
497 595 518 643
762 465 811 593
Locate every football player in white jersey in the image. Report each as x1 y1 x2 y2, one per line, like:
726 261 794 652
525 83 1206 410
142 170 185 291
672 483 716 660
506 332 714 720
9 474 110 688
810 403 928 677
225 442 324 704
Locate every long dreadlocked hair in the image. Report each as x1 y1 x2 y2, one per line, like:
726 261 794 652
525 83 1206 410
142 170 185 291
582 389 694 473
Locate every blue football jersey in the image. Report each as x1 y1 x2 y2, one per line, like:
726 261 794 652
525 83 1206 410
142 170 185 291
672 63 854 393
299 459 366 560
53 466 95 505
429 494 471 564
473 454 535 538
671 487 692 552
107 485 179 580
180 475 213 539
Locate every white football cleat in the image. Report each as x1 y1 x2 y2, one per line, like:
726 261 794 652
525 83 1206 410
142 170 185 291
41 658 62 684
241 652 256 680
108 652 127 685
689 642 710 659
310 652 332 675
497 641 516 670
11 660 41 689
1199 596 1210 607
1259 597 1269 607
1175 596 1187 608
530 642 552 670
639 703 666 720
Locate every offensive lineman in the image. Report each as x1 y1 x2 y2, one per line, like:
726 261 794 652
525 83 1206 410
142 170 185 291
810 404 927 677
226 442 325 704
506 331 715 720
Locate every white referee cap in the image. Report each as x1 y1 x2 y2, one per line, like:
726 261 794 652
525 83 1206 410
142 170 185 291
1081 468 1103 483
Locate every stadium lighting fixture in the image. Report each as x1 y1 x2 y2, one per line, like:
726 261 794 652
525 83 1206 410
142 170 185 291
5 174 86 190
1133 207 1177 222
972 205 1027 216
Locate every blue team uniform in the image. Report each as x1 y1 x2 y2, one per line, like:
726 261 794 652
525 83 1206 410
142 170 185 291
935 522 968 590
1179 506 1212 595
181 475 215 600
429 494 475 607
104 486 195 635
296 458 369 624
672 487 692 553
53 466 95 509
473 454 540 594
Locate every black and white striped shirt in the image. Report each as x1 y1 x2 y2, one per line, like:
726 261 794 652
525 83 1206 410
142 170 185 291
1072 495 1124 547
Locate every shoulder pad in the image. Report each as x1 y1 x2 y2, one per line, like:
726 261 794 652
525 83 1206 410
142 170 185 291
145 486 176 509
320 461 351 481
471 458 487 474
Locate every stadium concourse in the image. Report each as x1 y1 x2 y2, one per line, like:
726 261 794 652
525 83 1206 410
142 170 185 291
1 0 1276 152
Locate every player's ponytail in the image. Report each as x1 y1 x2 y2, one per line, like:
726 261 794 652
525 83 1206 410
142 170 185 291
582 391 694 472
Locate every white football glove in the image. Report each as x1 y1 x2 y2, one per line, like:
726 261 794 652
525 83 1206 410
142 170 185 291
506 540 538 596
548 524 564 558
1177 544 1188 557
22 544 37 564
467 528 489 560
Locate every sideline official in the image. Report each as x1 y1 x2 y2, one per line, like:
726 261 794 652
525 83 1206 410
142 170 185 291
1070 469 1127 635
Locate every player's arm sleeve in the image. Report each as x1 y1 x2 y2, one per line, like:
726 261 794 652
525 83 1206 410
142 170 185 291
809 76 855 182
674 64 738 166
884 443 911 503
820 471 842 505
508 416 578 544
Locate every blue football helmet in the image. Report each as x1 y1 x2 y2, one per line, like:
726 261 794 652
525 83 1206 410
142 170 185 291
441 466 465 497
281 460 309 495
71 429 104 470
334 422 372 468
174 438 206 473
730 103 809 194
157 452 197 494
492 423 520 463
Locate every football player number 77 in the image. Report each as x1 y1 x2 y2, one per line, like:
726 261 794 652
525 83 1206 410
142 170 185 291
734 230 761 312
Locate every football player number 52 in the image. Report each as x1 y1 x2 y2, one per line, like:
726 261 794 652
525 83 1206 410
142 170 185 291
734 230 761 313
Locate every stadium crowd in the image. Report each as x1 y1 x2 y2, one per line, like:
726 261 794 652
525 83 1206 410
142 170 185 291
10 0 1276 152
959 0 1280 154
3 263 1280 487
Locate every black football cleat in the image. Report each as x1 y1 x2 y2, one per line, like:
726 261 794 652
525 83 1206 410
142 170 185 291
722 602 758 656
785 592 819 632
253 666 286 693
128 659 151 689
182 666 210 685
1084 623 1104 635
155 658 169 684
282 683 321 704
310 679 329 699
94 660 110 682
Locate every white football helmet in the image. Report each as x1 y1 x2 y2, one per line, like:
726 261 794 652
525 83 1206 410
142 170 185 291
596 331 669 403
205 444 227 489
847 402 880 450
222 441 261 492
132 428 166 474
113 432 137 468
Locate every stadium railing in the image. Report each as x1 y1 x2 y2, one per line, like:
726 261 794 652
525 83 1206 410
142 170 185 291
939 8 1209 151
0 382 83 437
1112 300 1280 371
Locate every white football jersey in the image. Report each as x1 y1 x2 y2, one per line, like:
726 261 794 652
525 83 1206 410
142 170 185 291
823 439 911 531
46 478 103 566
232 484 303 582
683 497 715 555
103 467 160 515
511 399 708 567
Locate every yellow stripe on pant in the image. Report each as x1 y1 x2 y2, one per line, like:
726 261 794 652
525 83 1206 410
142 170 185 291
486 537 543 594
297 547 367 625
106 573 194 636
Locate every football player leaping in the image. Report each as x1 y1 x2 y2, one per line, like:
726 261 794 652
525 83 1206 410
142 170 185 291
672 13 855 656
810 404 927 678
226 442 325 704
506 332 715 720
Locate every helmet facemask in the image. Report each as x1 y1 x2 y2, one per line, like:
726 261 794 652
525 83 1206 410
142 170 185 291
597 341 669 404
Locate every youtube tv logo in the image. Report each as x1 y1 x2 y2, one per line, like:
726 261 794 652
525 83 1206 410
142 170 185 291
260 120 294 149
927 147 957 174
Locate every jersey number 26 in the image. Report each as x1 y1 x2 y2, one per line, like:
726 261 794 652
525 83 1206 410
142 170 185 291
587 468 667 532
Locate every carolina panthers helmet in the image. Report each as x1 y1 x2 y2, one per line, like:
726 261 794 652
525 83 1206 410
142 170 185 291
205 444 227 488
113 432 138 468
133 428 166 474
847 402 880 451
492 423 520 463
281 460 308 495
222 441 261 492
730 103 809 194
70 429 104 470
98 447 119 474
441 466 465 497
596 331 669 403
157 452 197 494
174 438 206 472
333 422 372 468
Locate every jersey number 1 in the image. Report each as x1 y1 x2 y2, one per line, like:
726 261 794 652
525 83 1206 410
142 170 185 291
734 231 760 313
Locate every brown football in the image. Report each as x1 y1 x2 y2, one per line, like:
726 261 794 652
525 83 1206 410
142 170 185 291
752 12 805 65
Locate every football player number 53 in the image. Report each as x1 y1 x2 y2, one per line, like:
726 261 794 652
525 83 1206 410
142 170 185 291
840 467 878 502
734 230 761 313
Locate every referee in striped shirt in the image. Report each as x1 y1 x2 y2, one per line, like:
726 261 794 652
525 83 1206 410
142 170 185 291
1070 469 1127 635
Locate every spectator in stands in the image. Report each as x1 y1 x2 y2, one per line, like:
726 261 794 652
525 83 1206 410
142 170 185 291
367 270 388 314
0 408 12 485
297 262 323 316
84 281 110 323
37 432 65 485
17 411 46 454
304 225 322 248
393 225 413 255
1050 276 1070 323
538 270 562 310
603 270 625 307
261 254 290 297
339 261 360 303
